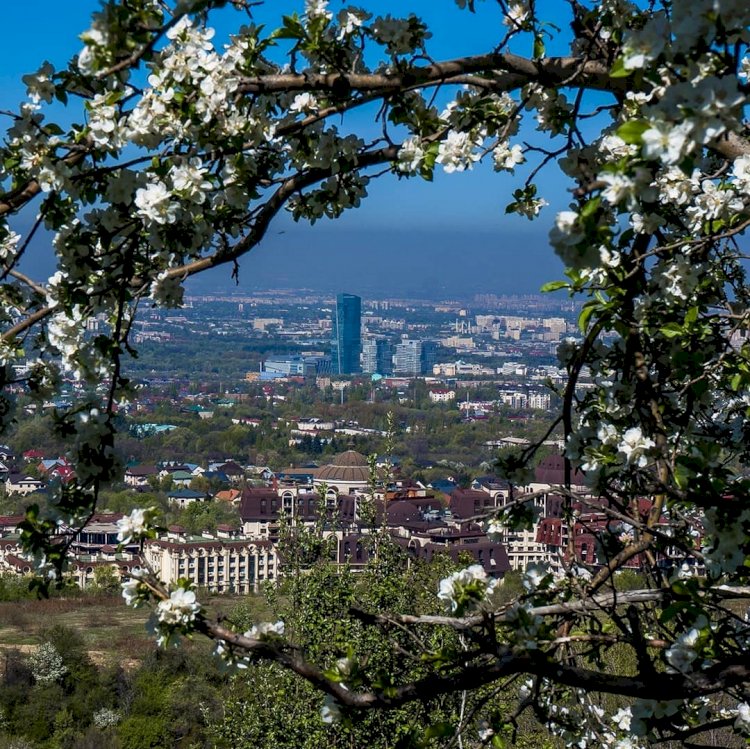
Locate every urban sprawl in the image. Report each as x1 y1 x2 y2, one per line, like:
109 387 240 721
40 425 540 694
1 290 691 591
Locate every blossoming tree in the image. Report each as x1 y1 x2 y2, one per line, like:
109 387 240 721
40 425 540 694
4 0 750 745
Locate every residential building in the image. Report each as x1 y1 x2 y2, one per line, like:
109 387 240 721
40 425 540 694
362 337 393 375
429 389 456 403
143 537 278 593
393 340 422 376
4 474 44 495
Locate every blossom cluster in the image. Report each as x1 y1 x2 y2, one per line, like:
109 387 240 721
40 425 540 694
437 564 499 615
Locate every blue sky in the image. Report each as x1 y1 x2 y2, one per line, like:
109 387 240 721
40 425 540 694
2 1 577 298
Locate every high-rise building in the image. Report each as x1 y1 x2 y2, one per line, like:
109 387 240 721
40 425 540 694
362 337 393 375
393 340 422 376
393 339 441 376
331 293 362 374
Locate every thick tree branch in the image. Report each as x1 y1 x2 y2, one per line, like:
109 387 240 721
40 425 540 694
197 613 750 710
237 53 620 96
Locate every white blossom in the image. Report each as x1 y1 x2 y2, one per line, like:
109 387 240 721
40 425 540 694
134 181 178 225
493 142 525 171
321 694 342 724
504 1 530 27
116 508 149 545
156 587 201 626
170 158 212 203
611 707 632 731
438 564 498 612
337 9 368 38
305 0 332 21
149 271 184 307
22 62 56 104
642 121 692 165
28 642 68 684
736 702 750 733
397 135 425 173
245 620 285 639
617 427 655 467
92 707 121 729
523 563 549 591
549 210 583 249
665 626 701 672
654 255 700 301
621 13 668 70
486 518 504 541
121 577 142 607
289 92 319 114
87 94 122 148
436 130 479 173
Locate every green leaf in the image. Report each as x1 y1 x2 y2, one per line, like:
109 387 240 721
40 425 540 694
579 196 601 221
659 601 688 623
533 34 545 59
578 302 598 333
616 120 650 145
273 14 305 40
659 323 683 339
540 280 568 293
610 57 631 78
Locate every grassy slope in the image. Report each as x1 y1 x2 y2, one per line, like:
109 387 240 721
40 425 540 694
0 592 273 667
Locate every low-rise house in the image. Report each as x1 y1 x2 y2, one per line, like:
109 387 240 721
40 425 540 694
0 516 24 536
0 535 24 564
202 470 230 486
159 463 193 478
216 524 241 539
246 465 274 481
169 470 195 488
232 417 261 427
5 473 44 495
429 389 456 403
124 464 159 488
214 488 241 504
167 488 209 508
48 464 75 484
37 458 71 475
215 461 245 484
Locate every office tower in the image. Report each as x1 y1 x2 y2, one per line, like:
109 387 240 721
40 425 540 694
331 293 362 374
420 340 440 374
362 337 394 375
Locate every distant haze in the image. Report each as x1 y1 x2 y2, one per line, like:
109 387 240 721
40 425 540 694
187 224 563 299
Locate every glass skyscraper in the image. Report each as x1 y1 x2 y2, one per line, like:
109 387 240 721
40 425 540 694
331 293 362 374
